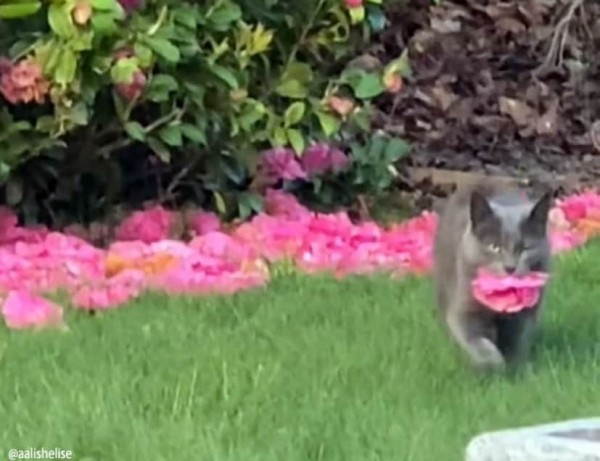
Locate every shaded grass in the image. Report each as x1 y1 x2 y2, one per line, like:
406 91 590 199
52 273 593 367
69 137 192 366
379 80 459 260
1 241 600 460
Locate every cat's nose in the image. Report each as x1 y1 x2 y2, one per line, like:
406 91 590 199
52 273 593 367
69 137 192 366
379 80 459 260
504 265 516 274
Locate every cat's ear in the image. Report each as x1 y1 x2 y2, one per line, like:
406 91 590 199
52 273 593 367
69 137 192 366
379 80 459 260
470 191 496 233
524 190 553 236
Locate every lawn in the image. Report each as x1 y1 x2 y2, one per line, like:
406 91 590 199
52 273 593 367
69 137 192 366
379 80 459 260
1 241 600 461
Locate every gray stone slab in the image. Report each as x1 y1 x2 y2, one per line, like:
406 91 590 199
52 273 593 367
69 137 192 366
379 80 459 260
466 418 600 461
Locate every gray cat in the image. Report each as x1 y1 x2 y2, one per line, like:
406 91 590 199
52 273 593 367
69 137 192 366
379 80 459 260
433 181 552 371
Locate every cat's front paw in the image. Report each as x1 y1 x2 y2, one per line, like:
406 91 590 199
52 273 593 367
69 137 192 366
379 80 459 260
469 337 506 372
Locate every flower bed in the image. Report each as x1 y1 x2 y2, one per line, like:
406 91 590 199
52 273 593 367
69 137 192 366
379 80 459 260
1 189 599 331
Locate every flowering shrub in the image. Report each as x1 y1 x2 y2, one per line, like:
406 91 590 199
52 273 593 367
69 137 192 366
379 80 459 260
0 0 410 225
255 134 410 212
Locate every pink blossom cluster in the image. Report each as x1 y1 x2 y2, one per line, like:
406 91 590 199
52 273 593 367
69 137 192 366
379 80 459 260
257 143 350 186
0 58 49 105
0 188 598 331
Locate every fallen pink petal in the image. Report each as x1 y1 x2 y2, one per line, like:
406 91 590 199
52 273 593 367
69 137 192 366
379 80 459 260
2 290 65 330
0 190 598 330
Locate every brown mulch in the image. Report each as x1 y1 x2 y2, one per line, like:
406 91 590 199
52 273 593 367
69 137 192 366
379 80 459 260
370 0 600 199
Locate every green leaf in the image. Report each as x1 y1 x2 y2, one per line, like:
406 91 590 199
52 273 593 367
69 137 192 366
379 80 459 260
90 0 117 11
70 32 94 51
112 90 131 121
110 57 138 84
144 37 180 64
275 62 312 99
124 121 146 141
209 64 238 89
351 107 372 132
383 137 411 163
272 127 287 147
367 135 388 161
238 192 263 219
174 9 197 29
284 102 306 127
68 102 89 126
0 1 41 19
0 162 11 182
349 5 365 24
5 120 31 134
385 48 412 78
146 74 178 102
213 191 227 214
282 62 313 83
315 111 341 137
35 116 55 133
48 3 77 38
287 129 304 154
54 48 77 85
220 157 245 184
353 73 385 99
134 43 153 68
366 4 387 32
91 13 117 34
207 0 242 30
147 137 171 163
158 124 183 147
180 124 207 145
39 43 61 75
183 81 206 106
349 142 368 164
237 100 266 132
275 80 308 99
5 177 22 206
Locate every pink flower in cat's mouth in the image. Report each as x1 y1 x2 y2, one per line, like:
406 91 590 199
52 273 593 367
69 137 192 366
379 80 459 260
471 269 549 313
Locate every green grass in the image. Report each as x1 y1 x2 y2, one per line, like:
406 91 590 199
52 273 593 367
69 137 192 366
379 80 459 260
2 241 600 461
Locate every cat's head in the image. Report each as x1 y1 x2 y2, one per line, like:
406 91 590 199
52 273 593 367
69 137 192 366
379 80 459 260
468 188 552 275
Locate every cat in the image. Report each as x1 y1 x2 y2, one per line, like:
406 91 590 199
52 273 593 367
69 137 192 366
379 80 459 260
432 181 553 371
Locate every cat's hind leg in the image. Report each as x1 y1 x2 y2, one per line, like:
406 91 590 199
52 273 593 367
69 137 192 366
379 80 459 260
496 310 538 366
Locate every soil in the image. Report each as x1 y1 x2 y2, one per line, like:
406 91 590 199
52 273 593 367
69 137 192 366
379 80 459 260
370 0 600 203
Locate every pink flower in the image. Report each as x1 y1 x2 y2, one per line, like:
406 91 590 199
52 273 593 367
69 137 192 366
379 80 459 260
0 58 49 105
190 231 255 263
557 191 600 223
300 143 349 176
0 206 18 229
383 211 438 274
2 290 65 330
71 270 145 310
548 207 571 231
257 147 307 183
152 251 268 295
115 69 146 101
264 188 312 220
118 0 142 12
233 214 308 261
471 269 549 313
115 205 174 243
297 216 384 276
345 0 363 8
186 211 221 236
549 229 586 254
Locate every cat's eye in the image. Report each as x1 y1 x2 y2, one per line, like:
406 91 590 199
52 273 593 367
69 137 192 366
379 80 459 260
487 244 501 254
519 241 534 251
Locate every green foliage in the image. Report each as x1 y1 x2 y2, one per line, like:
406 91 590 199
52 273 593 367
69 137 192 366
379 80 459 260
287 134 411 212
0 0 408 225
